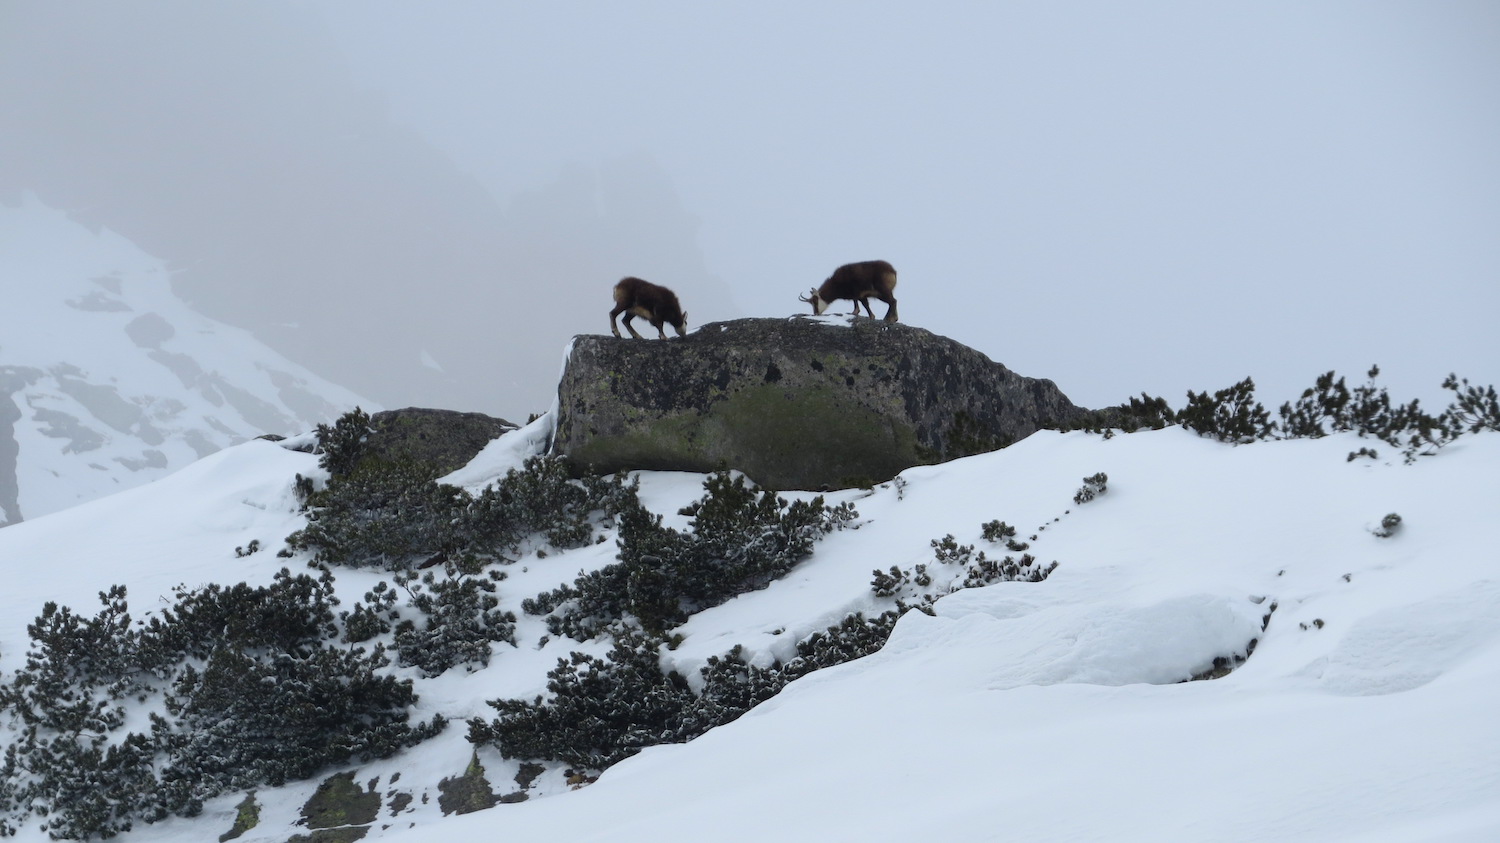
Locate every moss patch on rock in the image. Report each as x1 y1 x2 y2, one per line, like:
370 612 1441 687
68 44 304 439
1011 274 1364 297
297 771 379 836
288 829 369 843
218 792 259 842
437 751 499 816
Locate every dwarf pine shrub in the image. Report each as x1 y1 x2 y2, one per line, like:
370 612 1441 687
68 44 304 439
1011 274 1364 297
287 454 636 571
1180 377 1275 443
468 609 903 773
1059 368 1492 462
468 631 697 770
1175 367 1494 462
871 529 1057 606
1441 374 1500 433
527 472 857 639
285 458 469 569
1276 366 1458 461
1064 393 1177 433
314 407 373 479
0 573 443 840
391 556 518 677
1074 472 1108 505
1279 370 1355 438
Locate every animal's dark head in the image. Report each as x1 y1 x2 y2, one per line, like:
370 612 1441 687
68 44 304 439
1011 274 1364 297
798 287 829 315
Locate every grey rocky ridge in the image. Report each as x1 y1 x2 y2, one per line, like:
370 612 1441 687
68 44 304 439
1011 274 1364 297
552 317 1086 489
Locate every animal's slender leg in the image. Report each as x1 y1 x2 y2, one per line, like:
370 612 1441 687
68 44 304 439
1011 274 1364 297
610 305 627 337
622 312 645 339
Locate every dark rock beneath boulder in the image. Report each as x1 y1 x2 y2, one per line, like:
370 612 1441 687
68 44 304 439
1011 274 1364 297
363 408 517 477
552 317 1085 489
292 771 378 842
437 752 499 816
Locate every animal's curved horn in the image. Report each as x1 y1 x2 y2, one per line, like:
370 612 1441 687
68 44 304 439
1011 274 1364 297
797 288 817 303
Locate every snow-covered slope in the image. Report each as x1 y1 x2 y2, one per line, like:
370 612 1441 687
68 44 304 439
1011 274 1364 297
0 420 1494 842
436 429 1500 843
0 195 371 525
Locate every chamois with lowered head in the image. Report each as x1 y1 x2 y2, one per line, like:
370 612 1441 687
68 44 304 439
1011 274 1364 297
610 277 688 339
799 260 899 322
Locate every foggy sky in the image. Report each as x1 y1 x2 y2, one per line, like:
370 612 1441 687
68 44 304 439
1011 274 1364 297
4 0 1498 424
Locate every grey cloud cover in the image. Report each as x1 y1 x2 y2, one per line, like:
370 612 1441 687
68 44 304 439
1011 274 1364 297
4 0 1497 421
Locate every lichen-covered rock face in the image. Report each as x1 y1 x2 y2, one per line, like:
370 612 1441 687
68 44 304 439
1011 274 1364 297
365 408 517 477
553 317 1086 490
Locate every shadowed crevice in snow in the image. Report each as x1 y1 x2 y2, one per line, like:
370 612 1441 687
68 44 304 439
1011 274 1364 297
1189 598 1278 681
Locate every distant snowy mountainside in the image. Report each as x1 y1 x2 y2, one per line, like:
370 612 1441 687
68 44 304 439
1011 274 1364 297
0 195 371 525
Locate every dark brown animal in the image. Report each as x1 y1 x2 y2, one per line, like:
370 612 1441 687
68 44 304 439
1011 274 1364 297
799 260 899 322
610 277 688 339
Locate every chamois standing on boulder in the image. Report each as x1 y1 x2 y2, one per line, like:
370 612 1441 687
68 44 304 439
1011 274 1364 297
800 260 899 322
610 277 688 339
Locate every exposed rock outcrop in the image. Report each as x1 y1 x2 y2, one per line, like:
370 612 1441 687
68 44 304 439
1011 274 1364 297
364 409 518 477
552 317 1086 489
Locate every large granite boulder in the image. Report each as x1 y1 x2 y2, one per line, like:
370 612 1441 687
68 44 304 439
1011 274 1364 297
552 317 1085 489
365 408 517 477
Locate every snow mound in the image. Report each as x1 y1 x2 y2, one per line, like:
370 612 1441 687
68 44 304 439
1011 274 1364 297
439 412 554 490
886 589 1266 689
1296 579 1500 696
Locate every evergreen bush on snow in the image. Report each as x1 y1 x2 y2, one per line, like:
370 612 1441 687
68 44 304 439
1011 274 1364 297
286 455 636 675
525 472 857 639
466 456 639 551
1275 366 1455 460
287 455 635 571
1073 472 1109 505
157 643 440 809
285 458 473 569
1063 392 1177 433
391 555 518 677
1180 377 1276 444
468 631 697 770
340 580 400 644
1168 367 1493 462
468 610 902 773
871 529 1057 606
1439 373 1499 434
0 573 442 840
314 407 373 479
478 510 1057 776
0 587 150 839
